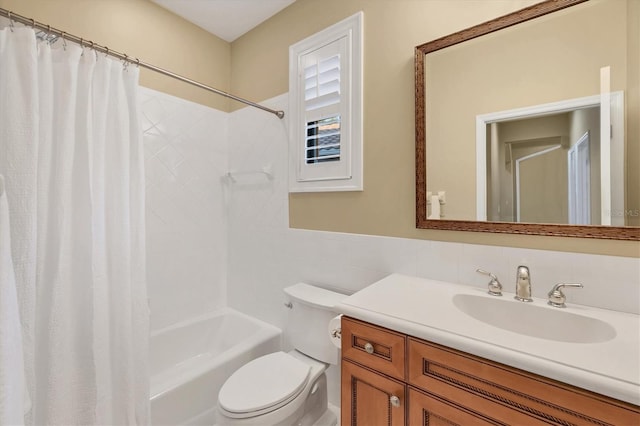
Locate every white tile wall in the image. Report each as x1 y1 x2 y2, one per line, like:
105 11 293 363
140 87 229 332
227 94 640 334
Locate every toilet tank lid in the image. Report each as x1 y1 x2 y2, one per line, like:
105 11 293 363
283 283 348 309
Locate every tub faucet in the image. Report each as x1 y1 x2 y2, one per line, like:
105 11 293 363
515 266 533 302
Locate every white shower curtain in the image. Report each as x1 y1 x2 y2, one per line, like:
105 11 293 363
0 27 149 425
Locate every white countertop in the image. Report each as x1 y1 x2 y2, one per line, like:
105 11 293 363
336 273 640 405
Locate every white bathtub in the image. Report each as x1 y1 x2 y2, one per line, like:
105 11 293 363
150 308 282 426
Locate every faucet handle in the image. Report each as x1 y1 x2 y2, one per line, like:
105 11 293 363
476 269 503 296
547 283 583 308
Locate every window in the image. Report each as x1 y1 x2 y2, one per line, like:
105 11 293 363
289 12 363 192
306 116 341 164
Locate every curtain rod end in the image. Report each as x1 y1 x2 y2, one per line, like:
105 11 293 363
276 111 285 119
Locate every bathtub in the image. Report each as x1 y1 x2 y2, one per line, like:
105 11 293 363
150 308 282 426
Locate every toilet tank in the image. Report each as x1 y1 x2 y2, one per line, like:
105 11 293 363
283 283 347 365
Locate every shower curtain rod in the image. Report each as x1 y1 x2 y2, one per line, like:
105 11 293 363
0 7 285 119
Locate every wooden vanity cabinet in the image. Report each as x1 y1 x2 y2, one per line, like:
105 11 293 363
341 316 640 426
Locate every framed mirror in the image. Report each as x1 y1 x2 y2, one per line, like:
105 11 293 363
415 0 639 240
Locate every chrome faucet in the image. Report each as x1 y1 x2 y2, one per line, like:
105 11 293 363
514 265 533 302
476 269 503 296
547 283 583 308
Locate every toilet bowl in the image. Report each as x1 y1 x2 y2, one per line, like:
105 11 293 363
216 351 334 426
215 283 346 426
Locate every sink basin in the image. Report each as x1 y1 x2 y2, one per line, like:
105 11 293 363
453 294 616 343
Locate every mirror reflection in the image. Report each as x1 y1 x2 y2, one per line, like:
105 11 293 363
479 93 624 226
417 0 639 239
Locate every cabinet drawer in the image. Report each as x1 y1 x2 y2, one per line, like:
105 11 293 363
342 317 406 380
408 338 640 425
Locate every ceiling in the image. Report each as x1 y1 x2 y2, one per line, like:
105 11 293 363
151 0 297 42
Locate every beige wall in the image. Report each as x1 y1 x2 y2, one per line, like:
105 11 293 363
518 147 567 224
0 0 232 111
496 114 571 224
232 0 638 257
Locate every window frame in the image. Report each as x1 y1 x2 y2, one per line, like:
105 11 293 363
288 12 364 192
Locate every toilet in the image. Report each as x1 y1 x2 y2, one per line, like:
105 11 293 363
216 283 347 426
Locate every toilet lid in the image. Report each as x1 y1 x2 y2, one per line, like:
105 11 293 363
218 351 311 416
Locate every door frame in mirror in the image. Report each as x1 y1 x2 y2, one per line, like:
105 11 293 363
415 0 639 240
475 92 624 224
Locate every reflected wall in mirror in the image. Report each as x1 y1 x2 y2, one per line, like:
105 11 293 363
415 0 640 240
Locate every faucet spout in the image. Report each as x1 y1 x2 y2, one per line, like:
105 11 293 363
515 265 533 302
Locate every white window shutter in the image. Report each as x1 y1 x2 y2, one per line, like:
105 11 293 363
298 38 350 182
289 12 363 192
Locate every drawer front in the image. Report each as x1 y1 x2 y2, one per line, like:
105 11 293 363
408 338 640 425
342 317 406 380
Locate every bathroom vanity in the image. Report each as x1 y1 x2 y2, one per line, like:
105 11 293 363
337 274 640 425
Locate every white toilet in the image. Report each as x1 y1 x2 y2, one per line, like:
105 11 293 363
216 283 347 426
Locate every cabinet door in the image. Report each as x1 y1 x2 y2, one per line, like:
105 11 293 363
341 360 405 426
408 388 498 426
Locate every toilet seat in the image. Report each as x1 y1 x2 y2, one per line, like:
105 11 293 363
218 351 311 419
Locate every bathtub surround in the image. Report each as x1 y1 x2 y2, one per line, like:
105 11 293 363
140 87 229 332
0 28 148 425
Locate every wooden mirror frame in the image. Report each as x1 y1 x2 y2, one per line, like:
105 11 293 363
415 0 640 240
